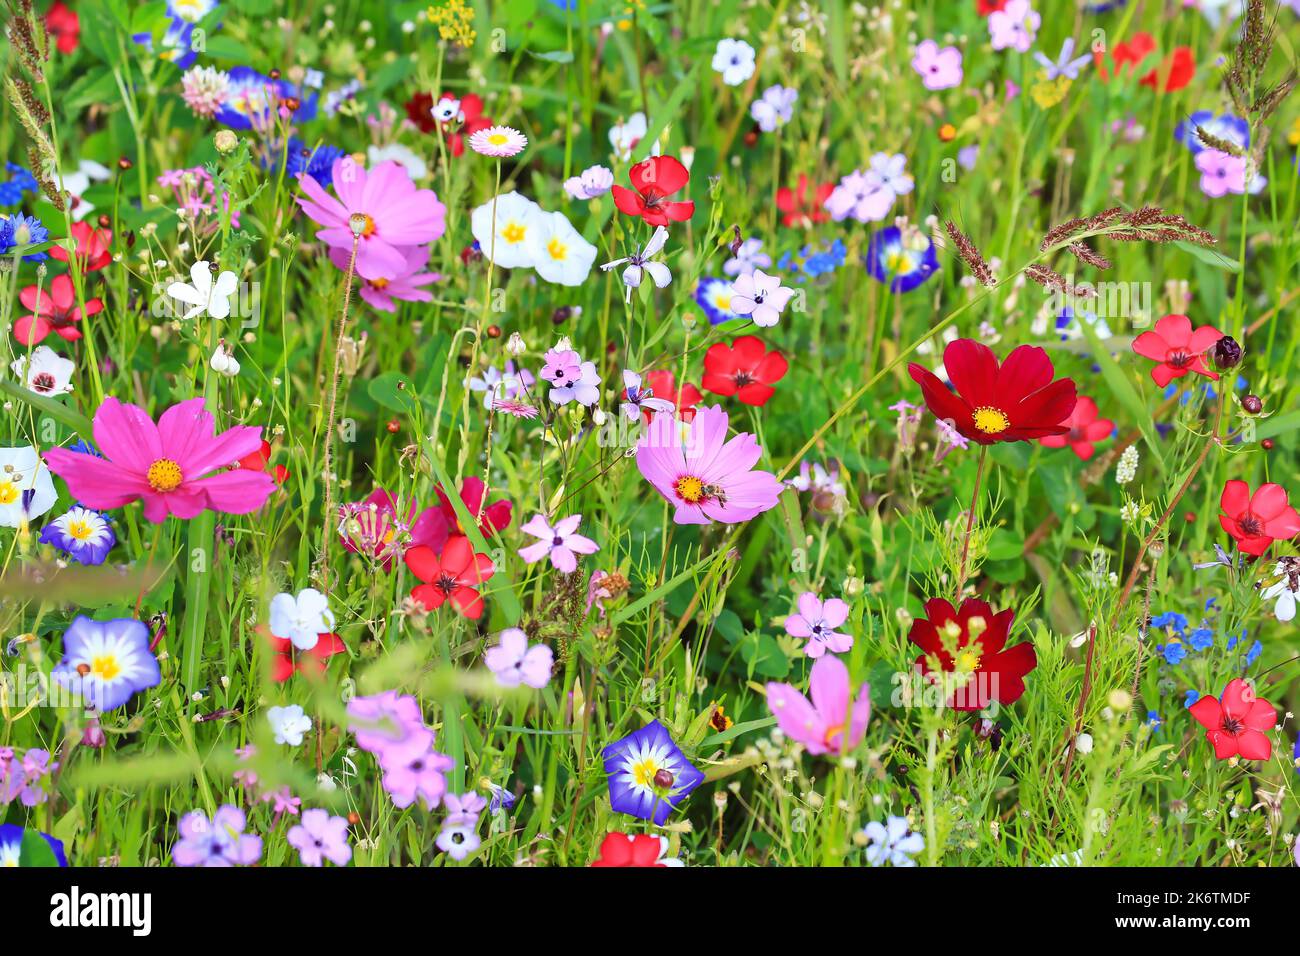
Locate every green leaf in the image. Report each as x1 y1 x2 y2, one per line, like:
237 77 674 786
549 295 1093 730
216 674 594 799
1076 314 1166 473
0 378 94 440
18 830 61 867
367 372 420 414
1172 240 1241 273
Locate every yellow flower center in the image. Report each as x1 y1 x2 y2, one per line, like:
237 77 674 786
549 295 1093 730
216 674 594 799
67 520 93 541
675 475 705 503
954 647 983 674
972 406 1010 435
502 222 527 244
823 721 847 748
715 294 732 311
147 458 184 492
546 237 567 261
0 481 16 505
488 133 509 146
632 758 657 788
91 654 121 682
370 277 389 290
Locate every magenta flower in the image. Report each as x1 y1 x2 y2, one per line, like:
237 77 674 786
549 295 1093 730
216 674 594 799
517 513 599 572
785 592 853 658
378 741 453 810
331 244 440 312
636 405 783 525
287 808 352 867
44 397 277 523
296 158 446 281
912 40 963 90
765 655 871 756
338 487 447 570
484 627 554 689
1195 149 1248 198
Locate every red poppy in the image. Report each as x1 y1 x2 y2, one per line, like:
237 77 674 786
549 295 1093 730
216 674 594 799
1131 314 1221 388
45 0 80 54
1093 32 1155 82
236 440 289 484
434 476 512 543
1218 480 1300 557
1188 678 1277 761
261 626 346 683
1038 396 1114 461
15 273 102 345
642 369 702 423
976 0 1007 14
908 339 1076 445
775 174 833 229
50 221 112 272
589 832 677 867
611 155 695 227
702 335 789 407
908 598 1036 711
1140 47 1194 93
405 535 495 619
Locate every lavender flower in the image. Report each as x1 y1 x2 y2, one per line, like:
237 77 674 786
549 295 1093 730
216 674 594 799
288 809 352 867
172 805 263 867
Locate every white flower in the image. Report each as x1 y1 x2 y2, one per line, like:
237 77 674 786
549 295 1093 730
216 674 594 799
209 344 240 377
729 269 794 327
166 260 239 320
563 165 614 200
0 446 57 527
55 160 112 221
609 112 650 161
600 225 671 302
268 588 335 651
528 210 598 286
1075 733 1094 755
1262 560 1299 622
470 191 545 270
367 143 427 182
712 38 756 86
862 815 925 867
11 346 75 396
268 704 312 747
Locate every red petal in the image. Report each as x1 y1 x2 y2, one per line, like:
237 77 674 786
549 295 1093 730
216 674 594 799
629 155 689 196
610 185 647 218
942 339 999 407
404 545 441 583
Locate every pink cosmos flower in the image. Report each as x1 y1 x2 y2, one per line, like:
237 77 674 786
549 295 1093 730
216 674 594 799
765 655 871 756
330 244 440 312
784 592 853 658
988 0 1039 53
484 627 554 689
296 158 447 281
636 405 783 525
1195 149 1247 198
912 40 963 90
44 397 276 523
517 513 599 573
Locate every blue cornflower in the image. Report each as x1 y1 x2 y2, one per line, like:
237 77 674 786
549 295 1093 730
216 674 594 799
1187 628 1214 652
39 507 117 566
277 138 346 188
1159 642 1187 666
1183 689 1200 709
864 225 938 293
602 719 704 825
0 163 38 206
0 213 49 260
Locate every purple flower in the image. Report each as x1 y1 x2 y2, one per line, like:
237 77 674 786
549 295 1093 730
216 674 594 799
38 507 116 565
785 592 853 658
602 719 705 825
378 740 453 809
912 40 962 90
436 820 481 860
1195 149 1258 198
723 238 772 277
484 628 554 689
517 513 599 573
766 655 872 756
750 84 797 132
288 808 352 867
0 747 56 806
50 616 161 712
540 348 600 406
347 690 431 763
442 791 487 828
825 155 912 224
172 805 263 867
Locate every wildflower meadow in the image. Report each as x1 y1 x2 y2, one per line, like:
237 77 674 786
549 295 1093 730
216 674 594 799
4 0 1300 897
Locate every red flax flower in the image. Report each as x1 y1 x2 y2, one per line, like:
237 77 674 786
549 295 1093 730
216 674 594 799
50 221 112 272
611 155 695 227
907 598 1036 711
1038 396 1114 461
1093 32 1155 82
1189 679 1277 761
1219 480 1300 557
1132 314 1222 388
642 369 702 423
590 832 680 867
1139 47 1194 93
45 1 80 54
260 626 346 683
976 0 1007 14
702 335 788 407
775 174 833 228
907 339 1076 445
235 440 289 484
405 535 495 619
16 273 103 345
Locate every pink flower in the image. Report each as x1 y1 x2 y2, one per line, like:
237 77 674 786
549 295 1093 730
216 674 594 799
765 655 871 756
1195 149 1247 198
44 397 276 523
517 513 599 573
785 592 853 658
331 244 440 312
988 0 1039 52
484 628 554 689
295 158 447 281
912 40 963 90
636 405 783 525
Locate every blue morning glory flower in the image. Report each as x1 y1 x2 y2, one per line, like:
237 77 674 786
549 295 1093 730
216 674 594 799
216 67 319 130
0 824 67 866
133 16 198 69
39 507 117 567
864 226 938 293
695 276 743 325
50 617 162 712
602 719 704 826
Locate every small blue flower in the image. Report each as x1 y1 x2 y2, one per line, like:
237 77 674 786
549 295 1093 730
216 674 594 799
487 781 516 814
39 507 117 567
864 226 938 293
1159 642 1186 666
1244 640 1262 666
1187 628 1214 652
1150 612 1188 635
1183 689 1200 709
0 163 38 207
778 239 847 281
1146 710 1162 731
602 719 704 826
276 138 346 188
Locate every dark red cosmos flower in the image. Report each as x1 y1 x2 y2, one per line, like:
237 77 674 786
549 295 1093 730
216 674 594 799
50 221 112 272
236 440 289 484
907 598 1037 711
775 174 833 229
642 369 702 423
611 155 695 227
589 832 677 867
1131 314 1222 388
1139 47 1194 93
702 335 789 407
260 626 346 683
16 273 102 345
1189 679 1277 761
404 91 439 133
908 339 1076 445
45 0 80 54
1039 396 1114 461
976 0 1007 16
1219 480 1300 557
434 476 512 544
405 535 495 619
404 92 492 156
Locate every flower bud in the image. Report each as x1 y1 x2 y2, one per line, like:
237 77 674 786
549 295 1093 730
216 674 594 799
214 130 238 154
1212 335 1242 370
1242 394 1263 415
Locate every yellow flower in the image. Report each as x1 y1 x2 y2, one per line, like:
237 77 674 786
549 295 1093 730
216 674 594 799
1030 72 1072 109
